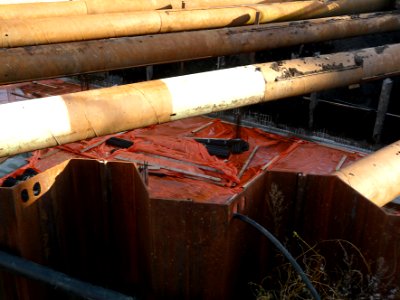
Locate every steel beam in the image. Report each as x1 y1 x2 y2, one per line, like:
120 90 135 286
0 0 392 48
1 43 400 157
1 11 399 85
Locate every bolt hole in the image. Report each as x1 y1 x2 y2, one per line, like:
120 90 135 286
33 182 41 196
21 189 29 202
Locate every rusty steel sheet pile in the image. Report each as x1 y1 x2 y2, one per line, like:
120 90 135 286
1 11 400 85
0 160 150 299
0 116 399 299
301 175 400 289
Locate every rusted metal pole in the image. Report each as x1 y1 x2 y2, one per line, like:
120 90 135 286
335 140 400 207
308 92 318 129
0 0 392 48
372 78 393 144
0 250 134 300
1 11 400 84
0 0 288 20
1 43 400 158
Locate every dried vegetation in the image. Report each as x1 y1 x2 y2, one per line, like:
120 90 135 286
250 233 399 300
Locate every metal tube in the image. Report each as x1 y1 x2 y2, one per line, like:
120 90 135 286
0 1 88 20
335 141 400 207
0 0 69 3
0 0 289 20
0 0 392 48
1 11 400 85
1 43 400 158
372 78 393 143
0 250 134 300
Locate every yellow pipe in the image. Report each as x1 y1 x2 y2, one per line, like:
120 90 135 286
0 0 392 48
0 0 290 20
335 141 400 207
0 0 69 3
0 1 87 20
0 43 400 157
1 11 400 84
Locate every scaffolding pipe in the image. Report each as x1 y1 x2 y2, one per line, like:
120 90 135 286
0 0 393 48
0 250 134 300
0 0 289 20
335 141 400 207
1 43 400 158
1 11 400 85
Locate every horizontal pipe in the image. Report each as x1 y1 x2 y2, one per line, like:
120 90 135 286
0 0 70 3
335 141 400 207
0 0 289 19
1 43 400 158
0 0 69 3
0 1 87 19
0 0 392 48
0 250 134 300
1 11 400 85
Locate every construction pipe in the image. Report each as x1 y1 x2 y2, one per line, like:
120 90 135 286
1 11 400 85
0 0 292 20
0 0 393 48
335 141 400 207
0 250 134 300
0 0 69 3
1 43 400 158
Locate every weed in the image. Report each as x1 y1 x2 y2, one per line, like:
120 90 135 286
267 183 287 236
250 233 399 300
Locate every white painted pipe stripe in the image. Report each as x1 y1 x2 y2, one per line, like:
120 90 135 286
162 65 266 119
0 96 71 154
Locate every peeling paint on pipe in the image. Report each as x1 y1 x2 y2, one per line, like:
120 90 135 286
0 0 392 48
1 11 400 85
1 43 400 157
335 141 400 207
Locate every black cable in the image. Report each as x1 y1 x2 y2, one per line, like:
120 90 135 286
233 213 321 300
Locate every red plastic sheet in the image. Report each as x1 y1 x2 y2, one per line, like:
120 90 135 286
1 116 365 203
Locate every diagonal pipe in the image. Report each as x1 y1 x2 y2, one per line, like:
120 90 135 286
335 141 400 207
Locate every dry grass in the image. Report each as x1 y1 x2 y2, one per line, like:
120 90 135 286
267 183 287 236
250 233 399 300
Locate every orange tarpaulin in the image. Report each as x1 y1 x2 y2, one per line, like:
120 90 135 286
1 116 365 203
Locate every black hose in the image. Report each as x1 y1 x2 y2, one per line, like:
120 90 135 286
0 250 134 300
233 213 321 300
